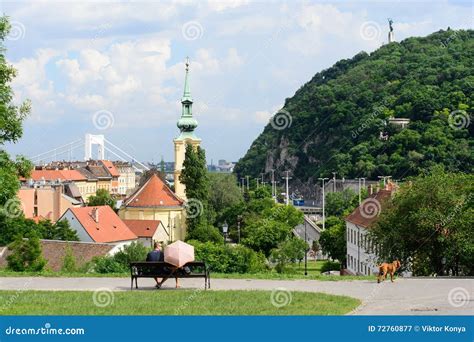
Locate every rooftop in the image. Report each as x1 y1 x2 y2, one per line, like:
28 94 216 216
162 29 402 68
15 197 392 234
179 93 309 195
124 174 183 208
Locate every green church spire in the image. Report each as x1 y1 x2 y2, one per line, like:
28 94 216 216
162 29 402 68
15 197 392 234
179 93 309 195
177 57 198 139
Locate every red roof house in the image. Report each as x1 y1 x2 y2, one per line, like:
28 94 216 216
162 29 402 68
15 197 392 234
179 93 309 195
60 206 137 244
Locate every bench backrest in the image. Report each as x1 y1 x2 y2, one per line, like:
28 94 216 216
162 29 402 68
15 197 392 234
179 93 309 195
130 261 207 276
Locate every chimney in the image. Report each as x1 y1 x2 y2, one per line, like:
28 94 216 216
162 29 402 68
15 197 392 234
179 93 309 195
91 207 99 223
53 185 62 221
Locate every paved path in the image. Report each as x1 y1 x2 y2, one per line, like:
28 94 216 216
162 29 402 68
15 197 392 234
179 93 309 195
0 277 472 315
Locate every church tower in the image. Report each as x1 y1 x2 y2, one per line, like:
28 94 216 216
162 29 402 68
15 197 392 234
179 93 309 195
173 57 201 200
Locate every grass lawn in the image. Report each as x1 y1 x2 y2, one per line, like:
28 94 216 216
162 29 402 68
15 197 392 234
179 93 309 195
0 290 360 315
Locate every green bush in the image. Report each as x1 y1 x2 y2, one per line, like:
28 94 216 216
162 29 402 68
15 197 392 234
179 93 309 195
91 256 127 273
320 260 341 274
6 232 46 272
188 240 266 273
113 241 148 267
186 225 223 244
61 245 77 273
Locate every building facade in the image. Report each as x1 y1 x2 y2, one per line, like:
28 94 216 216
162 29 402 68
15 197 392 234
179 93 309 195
345 185 396 275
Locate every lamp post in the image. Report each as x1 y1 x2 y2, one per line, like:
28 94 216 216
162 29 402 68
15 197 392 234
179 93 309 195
222 221 228 245
237 215 242 244
304 223 308 276
283 171 292 205
332 172 337 192
358 177 365 205
318 177 329 230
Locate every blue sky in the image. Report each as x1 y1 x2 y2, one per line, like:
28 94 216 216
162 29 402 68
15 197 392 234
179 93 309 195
2 0 473 164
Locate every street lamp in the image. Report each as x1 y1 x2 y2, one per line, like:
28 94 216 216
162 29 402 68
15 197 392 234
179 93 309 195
304 223 308 276
222 221 229 245
318 177 329 230
237 215 242 244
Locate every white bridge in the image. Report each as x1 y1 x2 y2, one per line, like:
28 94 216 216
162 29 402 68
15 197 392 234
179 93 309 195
30 134 149 172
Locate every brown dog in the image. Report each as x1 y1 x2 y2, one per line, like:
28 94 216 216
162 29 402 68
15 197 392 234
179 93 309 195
377 260 401 283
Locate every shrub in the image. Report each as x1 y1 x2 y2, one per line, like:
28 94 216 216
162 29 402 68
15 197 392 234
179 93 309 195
188 240 266 273
186 225 223 244
91 256 127 273
320 260 341 274
113 241 148 268
61 245 77 273
6 232 46 272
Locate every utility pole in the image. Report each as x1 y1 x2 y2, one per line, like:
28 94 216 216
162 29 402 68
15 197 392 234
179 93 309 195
358 177 365 205
318 177 329 230
246 175 250 191
240 177 245 193
282 171 292 205
332 172 337 192
256 178 259 189
271 169 275 200
260 173 264 185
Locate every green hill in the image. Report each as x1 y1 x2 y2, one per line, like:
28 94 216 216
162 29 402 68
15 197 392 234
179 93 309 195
234 29 473 182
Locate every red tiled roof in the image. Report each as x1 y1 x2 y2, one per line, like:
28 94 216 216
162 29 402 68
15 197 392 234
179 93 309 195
101 160 120 178
67 206 137 243
345 189 393 228
123 219 162 238
29 169 86 182
124 174 183 207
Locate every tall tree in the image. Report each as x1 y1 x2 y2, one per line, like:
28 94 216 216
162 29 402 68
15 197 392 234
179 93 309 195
0 17 33 207
180 144 210 233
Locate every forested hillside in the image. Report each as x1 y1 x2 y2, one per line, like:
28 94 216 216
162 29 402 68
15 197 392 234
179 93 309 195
234 29 473 182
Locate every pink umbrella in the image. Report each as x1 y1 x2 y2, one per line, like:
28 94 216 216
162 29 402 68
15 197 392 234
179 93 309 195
164 240 195 267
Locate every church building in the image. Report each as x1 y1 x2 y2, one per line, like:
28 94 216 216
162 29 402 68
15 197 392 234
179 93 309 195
119 58 200 242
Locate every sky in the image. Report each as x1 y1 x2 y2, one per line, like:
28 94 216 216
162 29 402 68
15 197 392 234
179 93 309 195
2 0 473 165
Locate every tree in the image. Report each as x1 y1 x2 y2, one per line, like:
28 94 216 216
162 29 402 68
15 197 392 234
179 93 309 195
270 238 308 273
87 189 116 209
7 231 46 272
370 167 474 276
180 144 210 233
208 173 242 219
0 17 33 207
319 216 347 267
325 188 359 217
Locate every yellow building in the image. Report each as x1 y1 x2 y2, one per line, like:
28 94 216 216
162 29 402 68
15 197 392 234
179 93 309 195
118 174 186 242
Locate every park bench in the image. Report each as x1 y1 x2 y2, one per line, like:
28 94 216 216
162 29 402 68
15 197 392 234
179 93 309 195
129 261 210 290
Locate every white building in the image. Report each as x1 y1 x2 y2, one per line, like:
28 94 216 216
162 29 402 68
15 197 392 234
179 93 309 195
345 185 396 275
60 205 138 254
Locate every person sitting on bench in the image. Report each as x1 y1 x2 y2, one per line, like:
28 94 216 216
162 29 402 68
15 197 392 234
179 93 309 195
146 242 164 288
